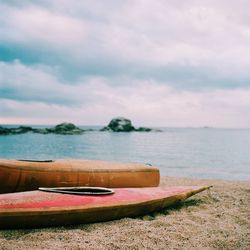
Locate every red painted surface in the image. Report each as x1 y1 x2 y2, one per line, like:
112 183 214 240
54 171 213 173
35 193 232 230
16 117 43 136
0 186 195 210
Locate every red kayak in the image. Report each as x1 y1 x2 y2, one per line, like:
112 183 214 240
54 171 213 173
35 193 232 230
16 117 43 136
0 186 210 229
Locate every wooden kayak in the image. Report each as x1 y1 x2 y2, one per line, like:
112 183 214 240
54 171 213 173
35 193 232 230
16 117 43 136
0 186 210 229
0 159 160 193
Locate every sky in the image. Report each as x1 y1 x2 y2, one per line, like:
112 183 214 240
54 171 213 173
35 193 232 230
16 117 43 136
0 0 250 128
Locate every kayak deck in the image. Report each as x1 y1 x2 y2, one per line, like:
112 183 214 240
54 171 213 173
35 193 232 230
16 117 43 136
0 186 210 229
0 159 160 193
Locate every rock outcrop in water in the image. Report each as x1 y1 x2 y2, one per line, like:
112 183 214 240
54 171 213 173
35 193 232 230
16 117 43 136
101 117 160 132
101 117 135 132
0 119 161 135
52 123 84 135
0 126 33 135
32 123 85 135
0 123 85 135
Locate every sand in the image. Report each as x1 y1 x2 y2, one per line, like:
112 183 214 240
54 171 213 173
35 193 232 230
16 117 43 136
0 177 249 250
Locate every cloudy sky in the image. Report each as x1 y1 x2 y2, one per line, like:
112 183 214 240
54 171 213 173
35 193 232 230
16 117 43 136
0 0 250 128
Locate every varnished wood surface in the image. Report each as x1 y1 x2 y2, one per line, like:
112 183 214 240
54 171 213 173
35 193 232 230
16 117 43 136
0 159 160 193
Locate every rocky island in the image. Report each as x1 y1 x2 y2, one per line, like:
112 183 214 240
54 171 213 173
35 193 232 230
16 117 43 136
101 117 161 132
0 118 160 135
33 123 85 135
0 123 85 135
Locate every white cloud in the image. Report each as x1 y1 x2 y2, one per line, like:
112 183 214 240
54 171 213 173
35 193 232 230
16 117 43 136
0 1 250 127
0 5 89 48
1 61 250 128
1 0 250 78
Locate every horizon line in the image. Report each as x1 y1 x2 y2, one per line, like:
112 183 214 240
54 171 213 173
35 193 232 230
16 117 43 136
1 123 250 130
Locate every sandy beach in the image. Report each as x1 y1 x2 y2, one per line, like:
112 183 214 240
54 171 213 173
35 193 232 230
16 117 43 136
0 176 249 250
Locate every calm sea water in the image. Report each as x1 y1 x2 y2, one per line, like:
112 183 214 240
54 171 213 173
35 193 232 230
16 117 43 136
0 127 250 181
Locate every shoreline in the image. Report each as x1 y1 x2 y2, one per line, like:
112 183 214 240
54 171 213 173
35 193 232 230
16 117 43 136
0 176 249 249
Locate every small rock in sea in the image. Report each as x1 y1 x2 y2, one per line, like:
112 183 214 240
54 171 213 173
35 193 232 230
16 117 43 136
32 128 51 134
101 117 135 132
0 126 33 135
0 126 11 135
100 117 161 132
50 122 84 135
14 126 33 134
136 127 152 132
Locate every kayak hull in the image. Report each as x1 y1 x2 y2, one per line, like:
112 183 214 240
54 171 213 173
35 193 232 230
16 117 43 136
0 186 210 229
0 159 160 193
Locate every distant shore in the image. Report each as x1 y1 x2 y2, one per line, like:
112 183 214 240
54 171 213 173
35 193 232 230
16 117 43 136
0 176 249 249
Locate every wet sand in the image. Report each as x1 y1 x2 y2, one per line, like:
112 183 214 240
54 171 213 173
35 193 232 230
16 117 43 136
0 177 249 250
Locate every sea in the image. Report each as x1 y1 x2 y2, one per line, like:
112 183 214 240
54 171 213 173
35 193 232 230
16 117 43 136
0 126 250 181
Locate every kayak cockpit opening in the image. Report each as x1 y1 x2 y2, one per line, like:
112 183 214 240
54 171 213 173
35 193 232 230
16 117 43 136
17 160 54 162
38 186 114 195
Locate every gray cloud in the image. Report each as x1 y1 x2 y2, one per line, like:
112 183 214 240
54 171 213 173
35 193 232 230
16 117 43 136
1 1 250 85
0 1 250 126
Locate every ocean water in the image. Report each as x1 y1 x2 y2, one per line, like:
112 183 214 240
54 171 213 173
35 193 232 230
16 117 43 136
0 127 250 181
